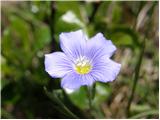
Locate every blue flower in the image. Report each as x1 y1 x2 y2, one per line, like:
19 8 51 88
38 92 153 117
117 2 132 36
45 30 121 90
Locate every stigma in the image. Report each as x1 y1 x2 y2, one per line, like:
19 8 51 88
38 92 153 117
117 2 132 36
74 56 92 74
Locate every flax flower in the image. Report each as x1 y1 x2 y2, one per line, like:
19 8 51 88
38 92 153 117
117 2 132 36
45 30 121 90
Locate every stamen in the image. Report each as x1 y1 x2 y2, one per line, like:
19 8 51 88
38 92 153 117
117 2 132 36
74 56 92 74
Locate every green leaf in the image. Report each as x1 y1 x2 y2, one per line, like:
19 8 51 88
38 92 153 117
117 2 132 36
112 2 123 23
93 83 112 106
111 32 133 46
67 87 88 109
9 15 31 53
33 23 51 51
108 25 141 48
44 87 79 118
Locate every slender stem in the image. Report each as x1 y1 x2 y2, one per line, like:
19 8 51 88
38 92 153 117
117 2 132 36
88 86 93 110
88 87 92 110
87 84 96 109
49 1 59 52
62 104 79 119
44 87 79 119
126 2 156 118
126 39 145 117
88 2 101 24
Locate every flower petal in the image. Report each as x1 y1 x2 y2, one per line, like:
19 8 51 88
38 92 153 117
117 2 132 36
90 57 121 82
59 29 86 59
82 73 95 86
61 72 95 90
45 52 72 78
86 33 116 60
61 72 82 90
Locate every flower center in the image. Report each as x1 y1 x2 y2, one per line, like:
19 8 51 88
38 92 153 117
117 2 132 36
74 56 92 74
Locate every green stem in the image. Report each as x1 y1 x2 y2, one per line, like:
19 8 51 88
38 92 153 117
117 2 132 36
62 104 79 119
126 39 145 117
87 86 93 110
44 87 79 119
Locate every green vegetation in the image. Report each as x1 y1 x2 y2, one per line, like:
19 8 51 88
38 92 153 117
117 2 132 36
1 1 159 118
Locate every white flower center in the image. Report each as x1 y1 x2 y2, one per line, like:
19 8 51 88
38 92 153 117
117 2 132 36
74 56 92 74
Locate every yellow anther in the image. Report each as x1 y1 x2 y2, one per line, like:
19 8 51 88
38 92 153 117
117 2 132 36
75 57 92 74
75 64 92 74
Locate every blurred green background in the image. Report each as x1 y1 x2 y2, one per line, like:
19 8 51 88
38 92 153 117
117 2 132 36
1 1 159 119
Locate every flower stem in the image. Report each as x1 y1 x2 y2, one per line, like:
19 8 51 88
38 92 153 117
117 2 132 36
87 85 95 111
88 86 92 110
126 39 145 117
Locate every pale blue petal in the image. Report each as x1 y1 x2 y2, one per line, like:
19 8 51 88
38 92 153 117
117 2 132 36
45 52 72 78
90 57 121 82
61 72 82 90
61 72 95 90
81 73 95 86
59 30 86 59
86 33 116 60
